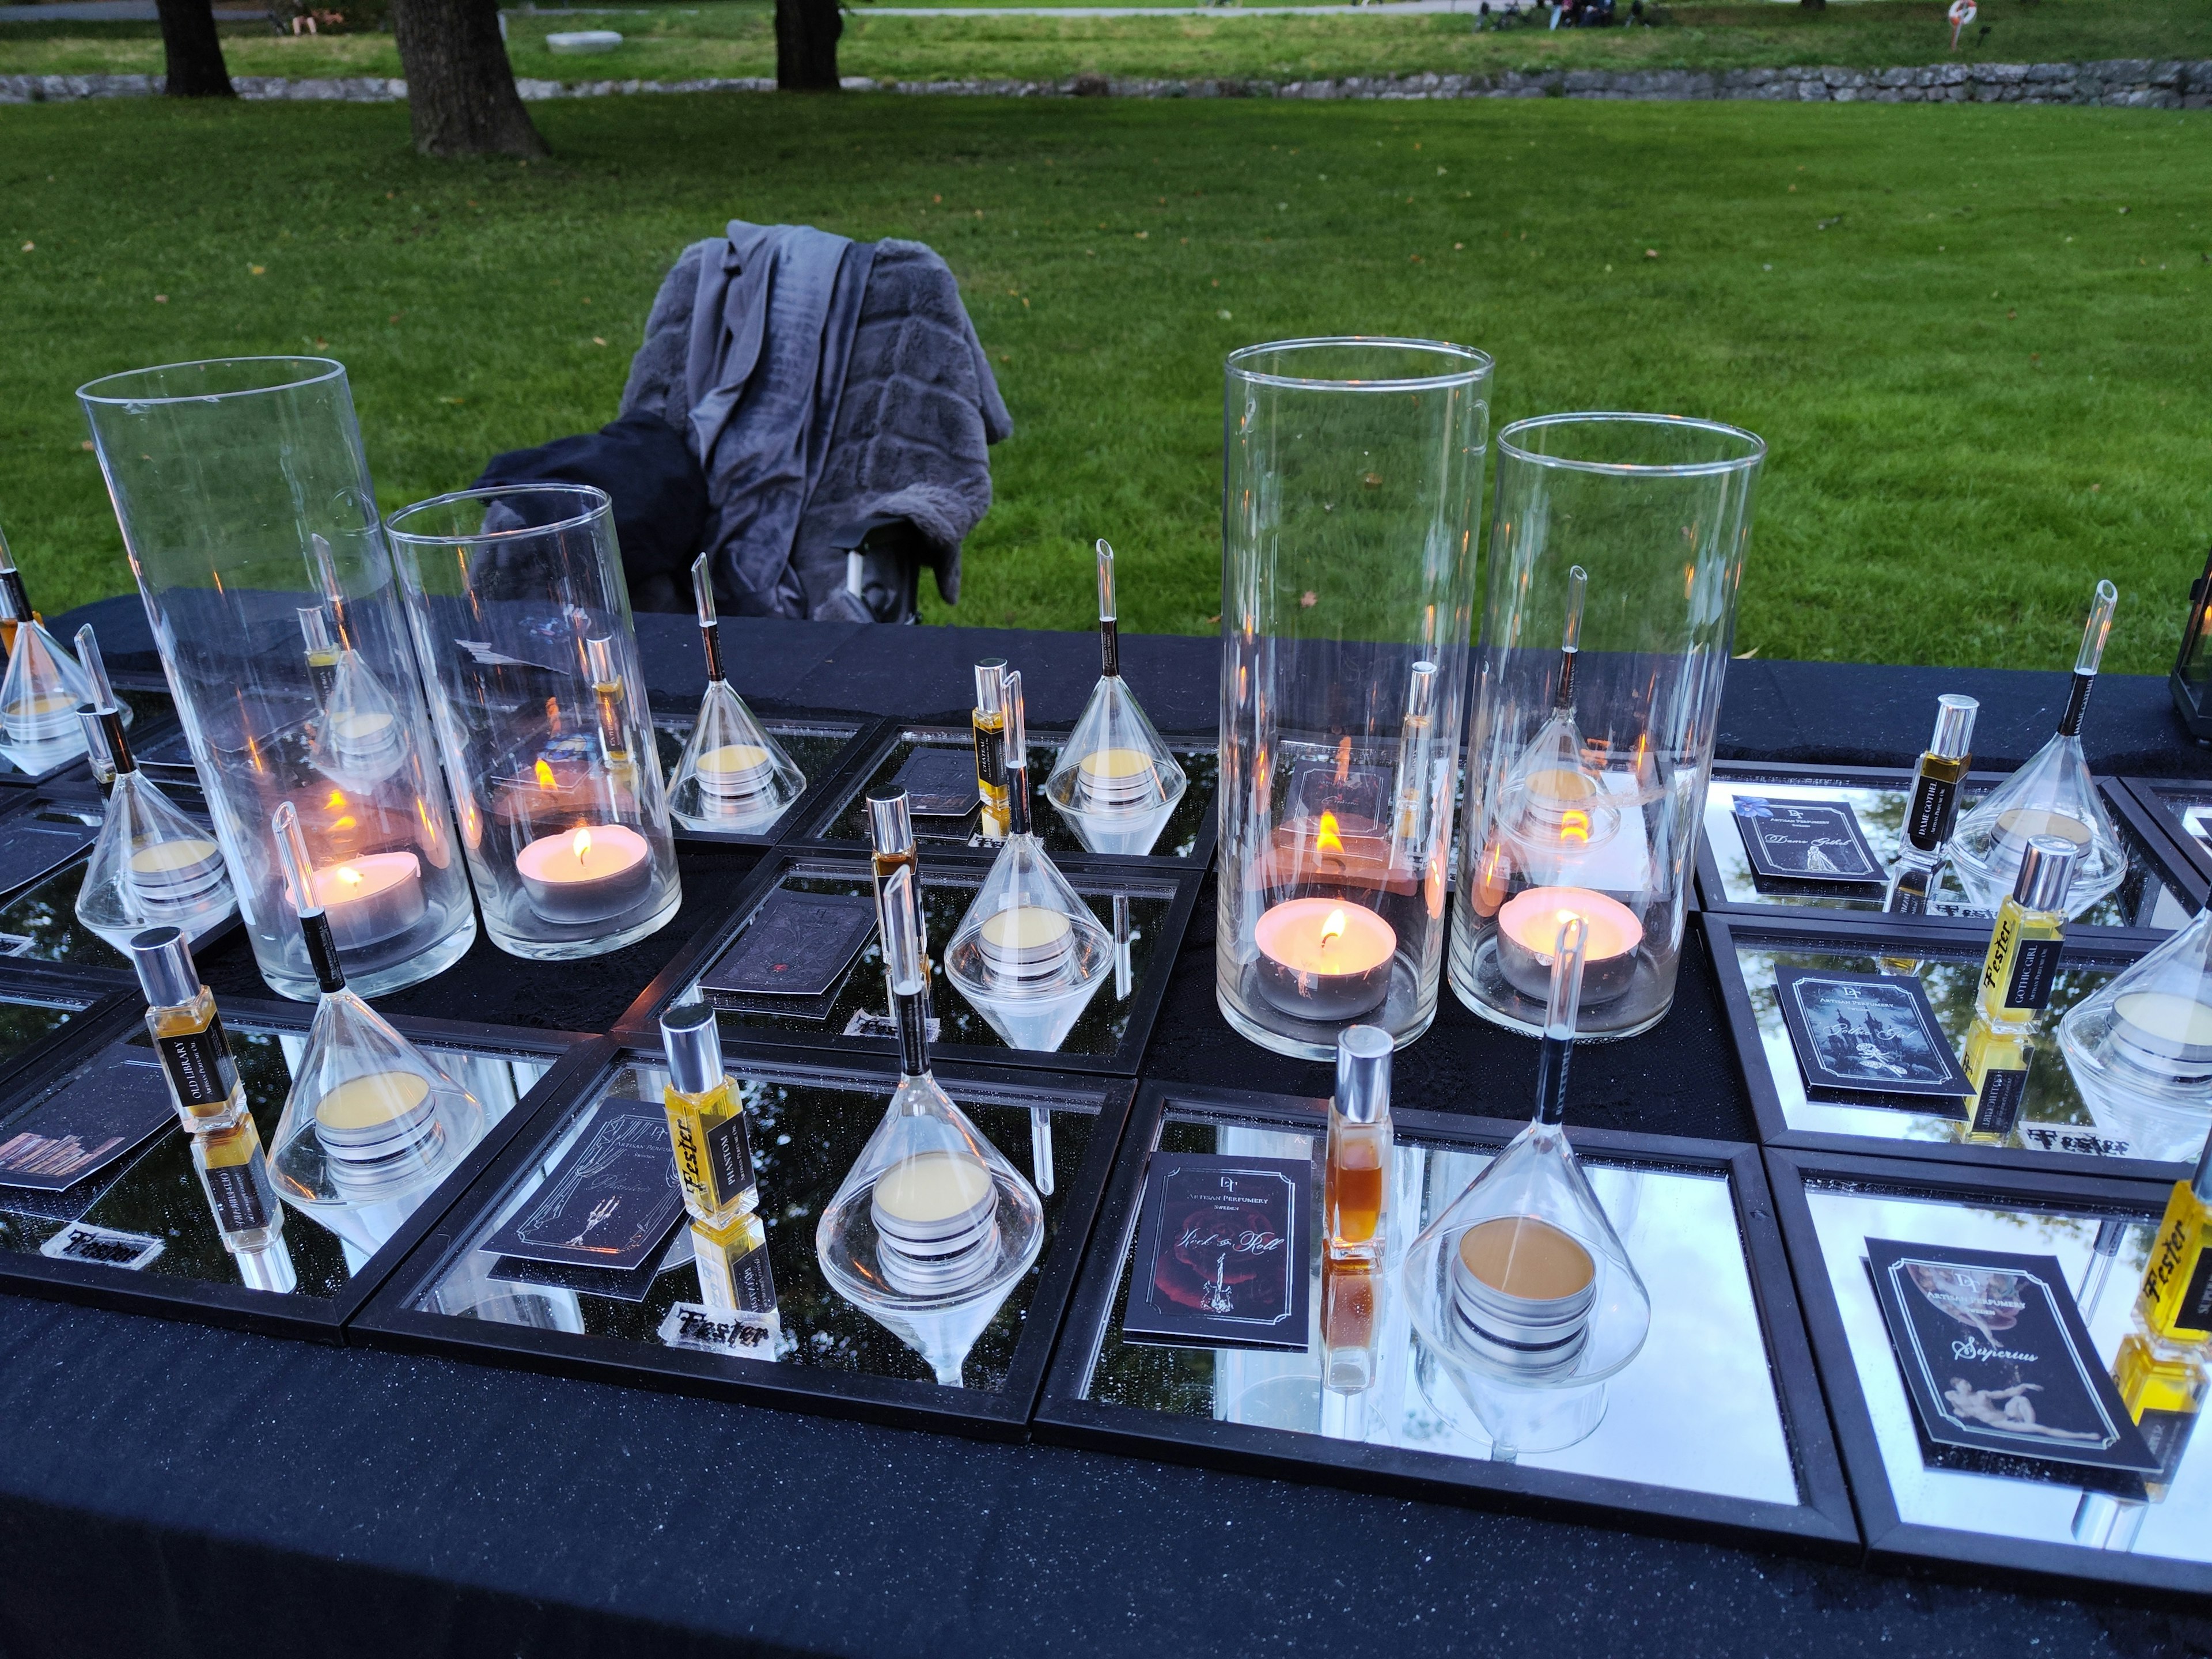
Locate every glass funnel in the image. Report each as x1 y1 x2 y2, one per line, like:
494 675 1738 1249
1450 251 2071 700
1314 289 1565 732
945 671 1115 1052
1950 581 2126 918
816 864 1046 1386
74 703 237 953
669 553 806 832
263 802 487 1258
2059 903 2212 1164
1043 540 1187 856
0 544 93 775
1401 916 1651 1455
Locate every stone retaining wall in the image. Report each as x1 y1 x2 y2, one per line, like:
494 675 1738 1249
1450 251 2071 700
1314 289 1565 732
5 57 2210 107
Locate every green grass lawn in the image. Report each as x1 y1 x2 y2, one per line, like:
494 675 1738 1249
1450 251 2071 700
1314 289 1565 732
0 93 2207 675
6 0 2212 87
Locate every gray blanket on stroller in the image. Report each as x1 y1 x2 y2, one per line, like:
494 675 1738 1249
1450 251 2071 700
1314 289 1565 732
620 221 1012 619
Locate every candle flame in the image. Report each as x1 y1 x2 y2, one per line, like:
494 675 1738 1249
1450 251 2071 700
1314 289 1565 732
536 759 558 791
1559 809 1590 846
1321 907 1347 949
571 827 593 862
331 815 357 831
1317 812 1343 857
336 865 363 889
326 789 346 809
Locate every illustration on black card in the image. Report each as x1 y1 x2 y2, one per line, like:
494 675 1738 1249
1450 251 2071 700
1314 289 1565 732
892 747 984 819
1773 967 1974 1101
0 1054 175 1195
1866 1238 2159 1475
699 890 877 1007
1731 796 1883 887
1122 1152 1309 1352
479 1099 684 1272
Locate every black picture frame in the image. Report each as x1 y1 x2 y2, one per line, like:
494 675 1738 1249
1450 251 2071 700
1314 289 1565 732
782 719 1220 874
0 991 598 1342
1032 1081 1861 1557
351 1046 1137 1441
2118 777 2212 891
1703 911 2187 1181
0 963 131 1097
649 705 888 851
1764 1145 2212 1601
1694 760 2201 944
612 849 1202 1078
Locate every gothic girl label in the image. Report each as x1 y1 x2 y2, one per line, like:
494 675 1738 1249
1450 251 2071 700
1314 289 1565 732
1865 1238 2157 1475
1123 1153 1310 1352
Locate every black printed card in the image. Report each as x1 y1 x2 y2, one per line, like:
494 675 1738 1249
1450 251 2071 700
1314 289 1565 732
479 1097 684 1272
699 890 876 1017
1774 967 1974 1103
0 816 99 896
489 1222 692 1304
1866 1238 2158 1475
1122 1152 1310 1353
1732 796 1884 888
0 1050 175 1196
892 746 982 819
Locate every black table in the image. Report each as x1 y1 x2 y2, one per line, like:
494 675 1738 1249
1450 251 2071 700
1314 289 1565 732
3 601 2207 1659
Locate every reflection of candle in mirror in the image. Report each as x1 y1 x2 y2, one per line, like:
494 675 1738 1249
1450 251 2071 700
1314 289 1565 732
516 823 653 924
307 850 426 951
1495 885 1642 1006
1253 898 1395 1021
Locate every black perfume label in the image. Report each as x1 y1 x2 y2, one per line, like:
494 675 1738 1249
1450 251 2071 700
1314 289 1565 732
1772 967 1975 1102
1969 1065 2029 1139
156 1017 236 1108
972 722 1005 792
1122 1153 1310 1352
1865 1238 2159 1475
2177 1247 2212 1336
726 1235 777 1313
1905 774 1960 853
2138 1407 2198 1485
2005 937 2066 1012
201 1160 269 1233
703 1109 754 1206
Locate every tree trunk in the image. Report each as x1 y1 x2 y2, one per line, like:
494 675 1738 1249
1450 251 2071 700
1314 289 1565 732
775 0 842 90
391 0 548 158
153 0 234 97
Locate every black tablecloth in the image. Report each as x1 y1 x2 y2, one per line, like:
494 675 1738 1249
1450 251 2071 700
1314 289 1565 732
5 600 2209 1659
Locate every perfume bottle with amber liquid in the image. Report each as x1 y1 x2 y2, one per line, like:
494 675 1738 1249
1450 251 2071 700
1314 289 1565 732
132 925 246 1133
1324 1024 1393 1261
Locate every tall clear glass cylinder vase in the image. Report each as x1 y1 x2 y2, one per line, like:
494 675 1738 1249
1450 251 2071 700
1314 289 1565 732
1217 339 1493 1060
386 484 682 960
78 358 476 1001
1450 414 1764 1040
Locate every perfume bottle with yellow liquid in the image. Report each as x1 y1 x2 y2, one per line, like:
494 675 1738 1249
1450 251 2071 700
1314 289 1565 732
1975 836 2075 1031
657 1000 759 1229
2138 1130 2212 1348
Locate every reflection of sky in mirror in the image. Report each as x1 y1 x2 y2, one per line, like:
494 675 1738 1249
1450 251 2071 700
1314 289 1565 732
1805 1184 2212 1563
1741 942 2143 1159
1703 778 2192 931
1157 1128 1798 1508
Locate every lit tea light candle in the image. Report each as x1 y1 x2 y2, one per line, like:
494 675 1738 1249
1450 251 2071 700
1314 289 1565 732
1450 1214 1596 1379
128 835 226 908
1074 747 1161 813
1495 886 1642 1006
308 850 426 951
516 822 653 924
976 906 1075 987
871 1149 1000 1296
1253 897 1396 1021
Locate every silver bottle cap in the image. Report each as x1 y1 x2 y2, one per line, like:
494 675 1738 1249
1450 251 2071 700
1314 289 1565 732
2013 835 2078 913
1929 694 1978 761
660 1001 725 1097
130 925 200 1009
868 790 915 857
1334 1024 1393 1124
974 658 1006 717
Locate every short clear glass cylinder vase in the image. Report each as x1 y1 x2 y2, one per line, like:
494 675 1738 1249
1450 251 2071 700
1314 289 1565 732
1450 414 1763 1040
78 358 477 1001
386 484 683 961
1216 338 1493 1060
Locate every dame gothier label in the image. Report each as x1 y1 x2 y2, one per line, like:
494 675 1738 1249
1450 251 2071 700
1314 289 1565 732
972 724 1005 793
2004 937 2066 1013
156 1018 236 1108
200 1161 269 1233
1904 775 1959 854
